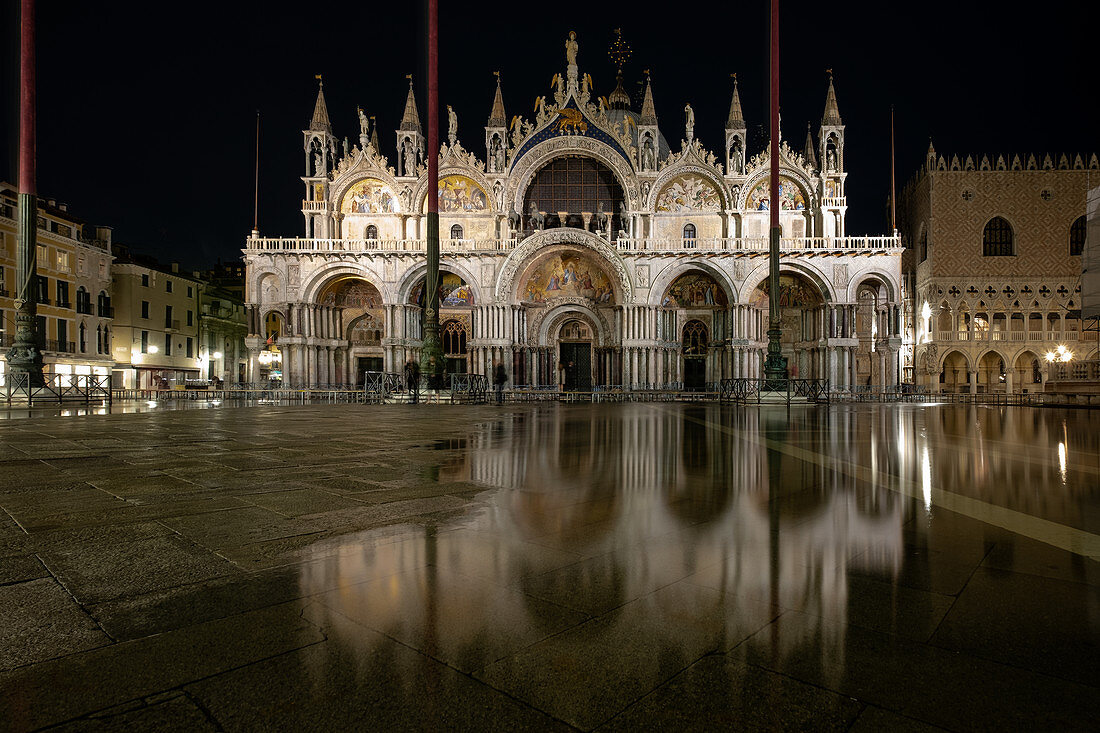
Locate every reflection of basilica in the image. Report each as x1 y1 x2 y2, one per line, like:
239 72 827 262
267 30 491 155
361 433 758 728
244 31 904 389
300 405 914 689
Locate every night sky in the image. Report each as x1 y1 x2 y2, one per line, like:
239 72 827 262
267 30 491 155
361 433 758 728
2 1 1095 269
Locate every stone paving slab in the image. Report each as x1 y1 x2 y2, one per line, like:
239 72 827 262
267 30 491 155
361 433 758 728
0 403 1095 730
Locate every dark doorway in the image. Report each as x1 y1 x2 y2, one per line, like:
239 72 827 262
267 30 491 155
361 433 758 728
682 320 708 391
684 358 705 391
559 343 592 391
357 357 383 385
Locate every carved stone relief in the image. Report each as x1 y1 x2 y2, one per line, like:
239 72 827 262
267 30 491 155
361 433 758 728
634 264 650 289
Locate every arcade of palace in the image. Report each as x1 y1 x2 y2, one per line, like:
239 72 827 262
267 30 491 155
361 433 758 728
242 33 904 390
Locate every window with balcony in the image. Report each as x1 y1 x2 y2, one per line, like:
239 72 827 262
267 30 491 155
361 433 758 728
450 224 464 240
36 275 49 304
76 287 91 314
682 223 697 242
365 225 378 239
97 291 112 317
56 251 70 272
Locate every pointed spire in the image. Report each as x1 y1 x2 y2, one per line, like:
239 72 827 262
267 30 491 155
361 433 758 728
399 76 422 132
726 74 745 129
639 72 657 125
488 72 506 127
309 75 332 133
804 122 817 169
822 70 842 126
369 116 381 152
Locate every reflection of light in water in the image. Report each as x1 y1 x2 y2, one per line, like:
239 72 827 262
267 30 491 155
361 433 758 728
147 400 158 407
299 405 907 692
921 445 932 512
1058 442 1067 484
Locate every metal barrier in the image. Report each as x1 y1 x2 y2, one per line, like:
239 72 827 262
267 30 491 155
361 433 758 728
5 373 112 405
451 373 488 403
720 378 831 405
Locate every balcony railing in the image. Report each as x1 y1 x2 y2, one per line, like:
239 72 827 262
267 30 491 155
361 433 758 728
933 330 1094 343
244 235 900 254
97 306 114 318
42 339 76 353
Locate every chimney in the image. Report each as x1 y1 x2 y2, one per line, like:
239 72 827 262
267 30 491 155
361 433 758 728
171 262 180 273
58 202 68 212
95 225 113 245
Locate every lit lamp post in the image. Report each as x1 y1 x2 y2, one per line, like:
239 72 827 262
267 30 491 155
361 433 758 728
1045 344 1072 382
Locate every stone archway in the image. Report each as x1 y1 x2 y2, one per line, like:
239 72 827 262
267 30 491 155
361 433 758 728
751 272 827 380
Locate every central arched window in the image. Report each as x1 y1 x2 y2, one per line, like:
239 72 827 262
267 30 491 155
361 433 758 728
982 217 1014 256
365 224 378 239
450 224 464 240
442 320 467 356
523 156 625 236
919 228 928 262
682 223 697 242
1070 215 1086 256
682 320 708 356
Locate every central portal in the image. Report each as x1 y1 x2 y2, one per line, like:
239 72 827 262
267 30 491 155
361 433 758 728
558 319 593 391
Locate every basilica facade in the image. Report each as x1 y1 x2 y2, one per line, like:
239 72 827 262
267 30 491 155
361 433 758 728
242 33 903 390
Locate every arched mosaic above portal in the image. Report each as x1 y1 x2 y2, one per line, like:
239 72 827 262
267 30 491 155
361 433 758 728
438 175 489 212
410 272 475 307
340 178 398 214
520 252 615 305
662 272 729 307
319 278 383 308
752 273 824 307
655 175 722 212
746 176 807 211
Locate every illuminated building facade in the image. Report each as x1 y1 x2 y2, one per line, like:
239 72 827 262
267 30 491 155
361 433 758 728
244 33 904 390
901 147 1098 393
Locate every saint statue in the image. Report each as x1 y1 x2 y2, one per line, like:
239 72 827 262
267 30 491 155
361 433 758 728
447 105 458 145
731 144 743 174
565 31 578 67
358 108 369 138
404 143 416 176
313 152 324 176
684 103 695 141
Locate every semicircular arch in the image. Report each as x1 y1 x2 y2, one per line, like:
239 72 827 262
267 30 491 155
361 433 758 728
496 227 632 304
648 163 728 211
412 166 495 214
395 259 484 306
848 267 900 302
739 167 814 211
738 260 835 304
533 302 614 349
300 263 388 305
507 137 639 214
648 260 738 307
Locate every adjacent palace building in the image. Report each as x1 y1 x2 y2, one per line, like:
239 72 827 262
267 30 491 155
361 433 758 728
243 32 904 391
900 146 1098 394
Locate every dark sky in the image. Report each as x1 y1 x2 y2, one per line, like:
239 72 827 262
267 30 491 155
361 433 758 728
2 1 1095 268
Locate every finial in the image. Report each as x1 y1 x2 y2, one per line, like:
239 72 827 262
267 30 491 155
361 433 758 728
315 74 323 87
825 68 833 79
494 70 501 81
406 74 413 87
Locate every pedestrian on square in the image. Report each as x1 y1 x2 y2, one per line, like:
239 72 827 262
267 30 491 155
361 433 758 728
493 362 508 404
404 359 420 404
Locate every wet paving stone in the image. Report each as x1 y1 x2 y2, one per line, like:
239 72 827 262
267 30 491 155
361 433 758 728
0 402 1095 729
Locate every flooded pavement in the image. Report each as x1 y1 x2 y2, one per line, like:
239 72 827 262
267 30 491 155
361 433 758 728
0 403 1097 730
